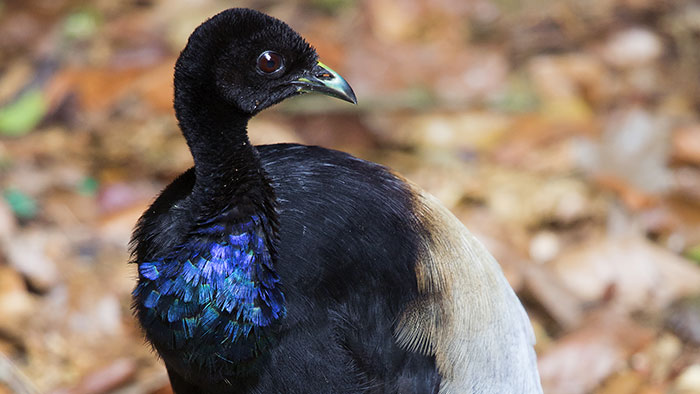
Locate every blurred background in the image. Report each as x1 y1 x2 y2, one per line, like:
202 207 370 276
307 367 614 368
0 0 699 393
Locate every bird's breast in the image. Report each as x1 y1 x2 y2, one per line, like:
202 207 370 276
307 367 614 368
133 215 285 380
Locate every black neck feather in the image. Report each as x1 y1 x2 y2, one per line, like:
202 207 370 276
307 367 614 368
173 39 272 221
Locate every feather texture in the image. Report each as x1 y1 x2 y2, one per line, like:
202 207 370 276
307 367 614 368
133 215 285 378
396 184 543 394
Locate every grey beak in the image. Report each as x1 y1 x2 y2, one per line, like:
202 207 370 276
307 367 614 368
292 61 357 104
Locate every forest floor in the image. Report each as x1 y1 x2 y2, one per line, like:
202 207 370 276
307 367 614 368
0 0 699 393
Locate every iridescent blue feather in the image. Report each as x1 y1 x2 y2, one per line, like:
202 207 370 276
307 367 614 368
133 216 285 367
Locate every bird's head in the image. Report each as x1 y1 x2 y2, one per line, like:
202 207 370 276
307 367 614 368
174 8 356 118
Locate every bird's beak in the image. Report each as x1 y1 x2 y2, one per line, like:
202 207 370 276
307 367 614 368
292 61 357 104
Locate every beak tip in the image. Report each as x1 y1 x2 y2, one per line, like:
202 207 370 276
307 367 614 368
334 81 357 105
296 61 358 106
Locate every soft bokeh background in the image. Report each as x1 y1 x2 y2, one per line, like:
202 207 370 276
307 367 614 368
1 0 699 393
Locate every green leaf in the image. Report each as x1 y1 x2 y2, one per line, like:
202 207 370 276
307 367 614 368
62 9 100 40
309 0 355 13
686 244 700 264
77 176 99 196
3 188 38 219
490 74 540 113
0 89 47 136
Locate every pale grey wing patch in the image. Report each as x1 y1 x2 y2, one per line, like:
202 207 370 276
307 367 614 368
395 187 543 394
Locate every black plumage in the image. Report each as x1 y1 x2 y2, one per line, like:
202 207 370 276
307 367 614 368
131 8 542 394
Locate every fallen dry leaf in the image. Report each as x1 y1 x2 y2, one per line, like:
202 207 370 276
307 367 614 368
595 370 646 394
48 358 136 394
523 263 584 330
538 306 654 394
595 174 659 210
550 235 700 313
45 60 175 116
673 167 700 204
576 108 672 197
672 125 700 166
0 265 34 338
379 111 513 153
3 230 61 292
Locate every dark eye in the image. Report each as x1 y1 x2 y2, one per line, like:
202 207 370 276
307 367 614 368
256 51 285 74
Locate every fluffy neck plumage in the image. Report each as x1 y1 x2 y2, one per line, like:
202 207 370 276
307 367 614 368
175 72 260 206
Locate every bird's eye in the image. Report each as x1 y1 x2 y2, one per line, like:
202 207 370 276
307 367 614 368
256 51 285 75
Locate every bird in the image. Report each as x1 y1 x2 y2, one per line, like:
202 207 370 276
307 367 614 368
130 8 542 394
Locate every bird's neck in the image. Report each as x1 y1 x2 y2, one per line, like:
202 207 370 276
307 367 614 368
176 87 272 221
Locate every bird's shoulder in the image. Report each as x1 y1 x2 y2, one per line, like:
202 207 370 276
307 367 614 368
131 143 401 262
130 168 197 262
257 143 412 213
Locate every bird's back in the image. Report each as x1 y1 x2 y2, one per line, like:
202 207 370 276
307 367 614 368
261 144 540 393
